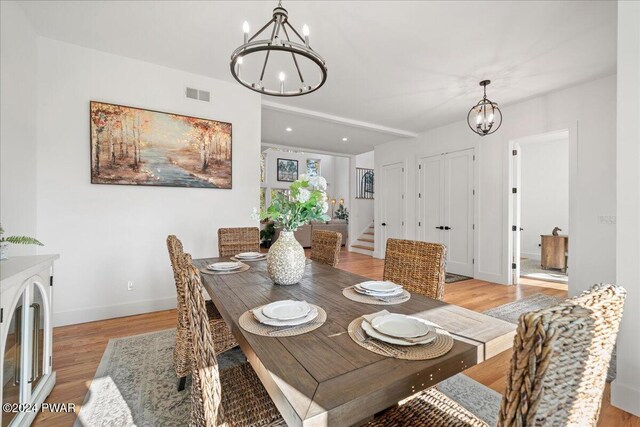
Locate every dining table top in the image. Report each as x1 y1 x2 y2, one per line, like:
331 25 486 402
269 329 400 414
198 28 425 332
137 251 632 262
195 256 516 427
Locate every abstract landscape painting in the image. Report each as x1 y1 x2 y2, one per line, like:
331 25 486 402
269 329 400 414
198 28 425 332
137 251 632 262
306 158 321 177
90 101 232 188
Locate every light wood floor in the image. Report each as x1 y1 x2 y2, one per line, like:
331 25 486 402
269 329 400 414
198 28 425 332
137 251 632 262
34 250 639 426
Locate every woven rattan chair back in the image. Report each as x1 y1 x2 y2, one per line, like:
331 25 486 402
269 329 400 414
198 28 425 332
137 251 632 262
218 227 260 257
499 284 626 427
382 239 447 300
310 230 342 267
166 235 192 378
179 252 224 427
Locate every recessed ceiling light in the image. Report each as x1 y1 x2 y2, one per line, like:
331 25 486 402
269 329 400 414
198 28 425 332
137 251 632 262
286 127 292 132
342 137 348 142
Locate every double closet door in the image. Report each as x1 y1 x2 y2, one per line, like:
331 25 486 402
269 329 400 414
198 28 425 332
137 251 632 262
418 149 475 277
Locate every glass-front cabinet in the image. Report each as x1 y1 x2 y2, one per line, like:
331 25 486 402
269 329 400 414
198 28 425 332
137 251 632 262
1 255 58 427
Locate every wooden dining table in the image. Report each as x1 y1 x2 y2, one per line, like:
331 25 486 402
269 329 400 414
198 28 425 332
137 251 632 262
195 257 516 427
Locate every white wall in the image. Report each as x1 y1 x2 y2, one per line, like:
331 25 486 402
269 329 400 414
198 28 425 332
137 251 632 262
35 38 261 326
612 0 640 416
519 138 569 259
262 148 350 213
0 1 39 255
375 74 616 292
334 156 350 213
356 151 374 169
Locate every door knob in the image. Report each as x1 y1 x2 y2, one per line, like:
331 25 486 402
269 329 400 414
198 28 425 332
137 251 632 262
444 226 451 230
381 223 387 226
435 226 444 230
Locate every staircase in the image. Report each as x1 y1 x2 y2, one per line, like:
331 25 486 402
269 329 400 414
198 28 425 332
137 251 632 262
351 223 375 256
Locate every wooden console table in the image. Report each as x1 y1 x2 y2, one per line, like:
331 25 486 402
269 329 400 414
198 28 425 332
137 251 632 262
541 235 568 271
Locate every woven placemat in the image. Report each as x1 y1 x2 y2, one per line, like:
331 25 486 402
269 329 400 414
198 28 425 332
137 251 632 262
348 317 453 360
200 263 250 275
342 287 411 305
230 256 267 262
239 305 327 337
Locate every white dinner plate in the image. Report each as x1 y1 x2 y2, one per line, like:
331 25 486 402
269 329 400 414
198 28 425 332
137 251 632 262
358 281 402 293
236 252 263 259
361 320 436 346
253 306 318 326
207 262 242 271
262 300 311 320
354 286 404 297
371 313 433 338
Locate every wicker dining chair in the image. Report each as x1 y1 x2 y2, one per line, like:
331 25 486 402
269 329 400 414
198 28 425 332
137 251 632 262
217 227 260 257
179 252 285 427
365 283 626 427
383 238 447 300
167 235 238 391
310 230 342 267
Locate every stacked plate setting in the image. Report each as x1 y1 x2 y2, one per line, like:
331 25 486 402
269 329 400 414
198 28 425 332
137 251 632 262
207 261 244 271
235 252 267 261
354 281 404 298
362 313 436 346
253 300 318 327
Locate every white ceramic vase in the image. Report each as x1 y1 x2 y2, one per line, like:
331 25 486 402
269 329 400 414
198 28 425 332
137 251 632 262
267 231 306 285
0 242 8 260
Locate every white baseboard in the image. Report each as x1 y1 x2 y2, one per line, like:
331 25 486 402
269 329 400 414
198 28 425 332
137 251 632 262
520 252 541 261
611 379 640 417
53 296 177 327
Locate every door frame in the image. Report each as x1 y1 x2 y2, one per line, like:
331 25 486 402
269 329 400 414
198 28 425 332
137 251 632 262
378 160 407 257
505 123 577 285
416 147 477 278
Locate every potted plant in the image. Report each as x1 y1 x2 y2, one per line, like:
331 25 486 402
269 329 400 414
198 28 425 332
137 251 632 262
334 203 349 223
256 175 330 285
260 222 276 248
0 224 44 260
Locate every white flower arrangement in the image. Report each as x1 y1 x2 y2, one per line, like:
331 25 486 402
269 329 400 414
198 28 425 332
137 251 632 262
258 175 330 231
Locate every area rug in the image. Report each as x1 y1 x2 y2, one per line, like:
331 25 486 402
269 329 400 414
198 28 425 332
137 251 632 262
77 329 501 427
75 329 245 427
483 294 565 324
77 293 616 426
445 272 473 284
483 294 616 382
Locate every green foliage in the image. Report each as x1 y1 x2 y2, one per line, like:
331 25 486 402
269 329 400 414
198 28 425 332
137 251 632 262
260 222 276 242
0 224 44 246
260 175 330 231
334 204 349 222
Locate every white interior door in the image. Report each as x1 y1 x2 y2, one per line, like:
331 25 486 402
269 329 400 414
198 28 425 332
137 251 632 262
418 156 443 244
381 162 405 251
511 144 522 284
442 150 475 276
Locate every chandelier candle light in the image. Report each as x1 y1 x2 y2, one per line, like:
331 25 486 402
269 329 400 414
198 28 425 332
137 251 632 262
467 80 503 136
230 1 328 97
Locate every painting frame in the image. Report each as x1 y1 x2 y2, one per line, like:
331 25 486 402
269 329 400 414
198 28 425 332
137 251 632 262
277 158 299 182
89 101 233 189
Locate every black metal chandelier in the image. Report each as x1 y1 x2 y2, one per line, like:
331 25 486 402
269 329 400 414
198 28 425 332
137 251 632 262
229 1 327 97
467 80 502 136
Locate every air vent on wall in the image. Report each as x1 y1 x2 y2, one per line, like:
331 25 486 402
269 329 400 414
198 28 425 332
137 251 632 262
185 87 210 102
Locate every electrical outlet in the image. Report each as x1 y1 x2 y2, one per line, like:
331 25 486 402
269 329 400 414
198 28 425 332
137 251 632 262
598 215 616 225
127 281 134 291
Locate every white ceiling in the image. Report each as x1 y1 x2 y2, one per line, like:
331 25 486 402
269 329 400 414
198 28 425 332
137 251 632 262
19 1 617 155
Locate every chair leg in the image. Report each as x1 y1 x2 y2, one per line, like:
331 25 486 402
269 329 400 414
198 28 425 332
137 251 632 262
177 376 187 391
